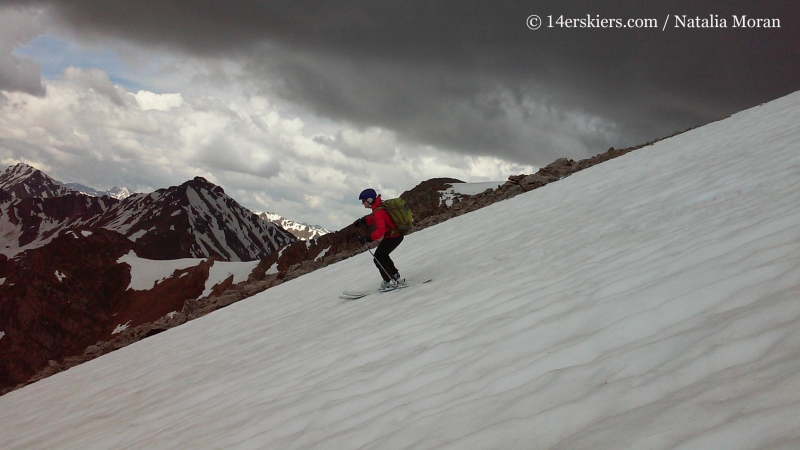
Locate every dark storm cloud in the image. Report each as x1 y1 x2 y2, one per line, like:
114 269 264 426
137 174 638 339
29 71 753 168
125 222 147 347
0 5 47 95
13 0 799 165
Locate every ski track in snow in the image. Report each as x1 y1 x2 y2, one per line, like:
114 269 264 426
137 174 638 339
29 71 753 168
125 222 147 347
1 93 800 448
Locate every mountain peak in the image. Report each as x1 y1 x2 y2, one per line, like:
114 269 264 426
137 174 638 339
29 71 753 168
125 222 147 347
95 177 295 260
0 163 71 200
1 163 40 185
182 176 224 196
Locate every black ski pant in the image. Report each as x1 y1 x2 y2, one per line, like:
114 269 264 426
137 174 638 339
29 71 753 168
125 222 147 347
373 236 403 281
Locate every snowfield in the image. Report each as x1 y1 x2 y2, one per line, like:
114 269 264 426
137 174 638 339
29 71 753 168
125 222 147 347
118 250 258 298
1 92 799 449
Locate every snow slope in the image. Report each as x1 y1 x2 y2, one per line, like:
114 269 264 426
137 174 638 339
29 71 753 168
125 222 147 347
1 92 799 449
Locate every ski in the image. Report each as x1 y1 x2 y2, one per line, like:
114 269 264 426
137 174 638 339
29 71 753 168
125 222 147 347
340 279 431 300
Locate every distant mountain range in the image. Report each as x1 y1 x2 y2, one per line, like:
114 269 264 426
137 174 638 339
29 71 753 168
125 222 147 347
59 183 132 200
258 212 329 241
0 163 295 260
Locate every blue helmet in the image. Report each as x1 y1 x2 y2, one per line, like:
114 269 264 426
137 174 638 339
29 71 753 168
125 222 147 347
358 188 377 202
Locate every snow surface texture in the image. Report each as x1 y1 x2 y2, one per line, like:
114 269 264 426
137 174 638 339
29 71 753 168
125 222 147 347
1 93 800 448
439 181 504 207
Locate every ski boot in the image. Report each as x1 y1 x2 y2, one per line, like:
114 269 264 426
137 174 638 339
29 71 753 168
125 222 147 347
391 272 405 287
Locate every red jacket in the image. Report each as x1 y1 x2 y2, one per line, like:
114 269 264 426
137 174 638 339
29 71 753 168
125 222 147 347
366 196 401 241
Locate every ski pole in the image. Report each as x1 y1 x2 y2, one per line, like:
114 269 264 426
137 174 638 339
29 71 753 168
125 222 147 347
364 243 391 281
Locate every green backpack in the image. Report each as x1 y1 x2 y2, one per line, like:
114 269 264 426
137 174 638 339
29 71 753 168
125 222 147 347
378 198 414 234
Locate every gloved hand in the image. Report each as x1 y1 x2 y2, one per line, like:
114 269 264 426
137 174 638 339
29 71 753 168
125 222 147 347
357 235 371 245
353 217 366 227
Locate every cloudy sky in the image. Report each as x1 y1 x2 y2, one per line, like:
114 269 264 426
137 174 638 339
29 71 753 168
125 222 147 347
1 1 798 229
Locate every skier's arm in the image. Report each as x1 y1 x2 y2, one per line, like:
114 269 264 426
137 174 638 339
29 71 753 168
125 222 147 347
370 210 389 241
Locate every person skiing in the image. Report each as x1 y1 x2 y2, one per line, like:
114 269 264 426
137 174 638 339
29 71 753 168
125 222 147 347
353 188 404 290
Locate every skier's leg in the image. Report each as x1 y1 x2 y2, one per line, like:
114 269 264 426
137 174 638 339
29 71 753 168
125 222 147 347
373 240 391 281
373 258 391 281
374 236 403 280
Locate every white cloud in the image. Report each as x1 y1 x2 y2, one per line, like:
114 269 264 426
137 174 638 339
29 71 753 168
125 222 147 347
0 66 536 230
134 90 183 111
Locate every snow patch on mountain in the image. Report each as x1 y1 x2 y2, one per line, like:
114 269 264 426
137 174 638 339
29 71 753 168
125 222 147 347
439 181 504 207
117 250 258 298
314 246 331 261
117 251 205 291
111 321 131 335
200 261 260 298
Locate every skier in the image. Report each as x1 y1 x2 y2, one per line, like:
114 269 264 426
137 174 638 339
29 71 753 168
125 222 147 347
353 188 405 290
